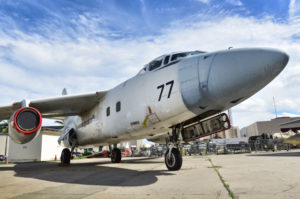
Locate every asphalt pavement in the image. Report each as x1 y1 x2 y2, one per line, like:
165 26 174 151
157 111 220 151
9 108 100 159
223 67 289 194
1 150 300 199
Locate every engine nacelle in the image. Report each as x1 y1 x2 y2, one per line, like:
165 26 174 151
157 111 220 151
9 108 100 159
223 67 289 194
8 107 42 144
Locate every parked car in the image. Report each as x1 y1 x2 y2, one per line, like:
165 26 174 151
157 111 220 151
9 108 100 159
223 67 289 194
87 150 110 158
0 155 7 161
121 148 132 157
73 152 82 157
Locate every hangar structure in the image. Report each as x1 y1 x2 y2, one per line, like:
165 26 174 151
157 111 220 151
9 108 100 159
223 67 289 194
0 133 64 162
0 133 8 156
240 117 300 137
280 119 300 132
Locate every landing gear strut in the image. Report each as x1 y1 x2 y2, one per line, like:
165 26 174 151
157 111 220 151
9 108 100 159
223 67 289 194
60 129 78 165
165 127 182 171
110 145 121 163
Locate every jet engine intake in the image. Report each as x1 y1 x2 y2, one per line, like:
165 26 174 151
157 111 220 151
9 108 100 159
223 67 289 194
8 107 42 144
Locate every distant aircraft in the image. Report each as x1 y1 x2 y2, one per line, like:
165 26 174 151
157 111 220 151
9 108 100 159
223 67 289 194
0 48 289 170
280 119 300 146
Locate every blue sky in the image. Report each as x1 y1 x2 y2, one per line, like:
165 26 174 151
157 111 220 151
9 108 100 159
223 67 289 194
0 0 300 128
0 0 293 39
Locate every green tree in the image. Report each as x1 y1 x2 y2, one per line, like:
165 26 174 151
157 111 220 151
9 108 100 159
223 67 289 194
0 121 8 134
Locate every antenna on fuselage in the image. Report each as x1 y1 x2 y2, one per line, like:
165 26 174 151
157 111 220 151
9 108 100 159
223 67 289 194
62 88 68 96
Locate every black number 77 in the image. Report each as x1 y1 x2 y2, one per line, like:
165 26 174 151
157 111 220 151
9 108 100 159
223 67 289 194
157 80 174 101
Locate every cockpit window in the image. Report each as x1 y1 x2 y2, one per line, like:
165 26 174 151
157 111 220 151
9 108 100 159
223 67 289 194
136 51 206 75
171 53 188 61
163 56 170 65
171 51 205 62
149 59 162 71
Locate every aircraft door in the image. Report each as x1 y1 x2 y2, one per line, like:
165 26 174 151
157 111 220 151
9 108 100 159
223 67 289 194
178 56 201 114
197 54 215 110
178 54 215 115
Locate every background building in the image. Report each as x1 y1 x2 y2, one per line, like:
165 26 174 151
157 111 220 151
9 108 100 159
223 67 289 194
0 133 8 156
8 134 64 162
206 126 240 139
240 117 300 137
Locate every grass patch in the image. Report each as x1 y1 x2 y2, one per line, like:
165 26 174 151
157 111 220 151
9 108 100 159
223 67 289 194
73 156 88 160
207 158 235 199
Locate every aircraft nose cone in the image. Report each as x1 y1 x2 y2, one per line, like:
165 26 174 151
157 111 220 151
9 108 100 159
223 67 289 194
263 49 289 75
208 48 289 104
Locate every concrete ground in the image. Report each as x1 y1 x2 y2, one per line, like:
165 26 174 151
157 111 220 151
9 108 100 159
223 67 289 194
211 149 300 199
0 150 300 199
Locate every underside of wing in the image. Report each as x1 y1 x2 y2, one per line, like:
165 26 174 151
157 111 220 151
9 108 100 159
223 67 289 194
40 126 63 136
0 104 22 121
0 91 107 120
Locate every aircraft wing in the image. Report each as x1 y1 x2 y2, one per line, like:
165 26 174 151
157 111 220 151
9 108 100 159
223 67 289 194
0 91 107 120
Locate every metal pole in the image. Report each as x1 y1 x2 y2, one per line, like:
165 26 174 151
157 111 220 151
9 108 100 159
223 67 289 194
273 96 278 118
5 135 8 164
228 108 233 128
227 108 234 138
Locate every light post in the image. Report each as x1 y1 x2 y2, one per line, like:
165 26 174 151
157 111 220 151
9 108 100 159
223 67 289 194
5 134 8 164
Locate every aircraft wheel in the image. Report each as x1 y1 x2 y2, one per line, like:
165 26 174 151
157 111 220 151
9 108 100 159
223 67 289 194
111 148 121 163
165 148 182 171
61 148 71 164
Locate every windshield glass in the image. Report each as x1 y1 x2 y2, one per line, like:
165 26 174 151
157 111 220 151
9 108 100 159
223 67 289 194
148 59 162 71
171 53 188 61
171 51 205 62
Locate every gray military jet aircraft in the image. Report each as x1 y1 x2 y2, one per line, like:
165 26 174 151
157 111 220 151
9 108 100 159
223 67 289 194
0 47 289 170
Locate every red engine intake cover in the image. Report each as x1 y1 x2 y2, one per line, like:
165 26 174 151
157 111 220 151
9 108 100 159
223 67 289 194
14 107 42 134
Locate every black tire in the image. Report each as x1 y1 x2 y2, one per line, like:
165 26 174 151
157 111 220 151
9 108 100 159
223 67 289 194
165 148 182 171
111 148 121 163
61 148 71 164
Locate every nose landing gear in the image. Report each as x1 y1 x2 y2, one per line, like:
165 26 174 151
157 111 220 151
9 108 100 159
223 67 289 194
165 147 182 171
165 127 182 171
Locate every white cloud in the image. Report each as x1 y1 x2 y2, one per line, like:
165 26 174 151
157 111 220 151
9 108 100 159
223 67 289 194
226 0 243 6
195 0 211 4
290 0 297 18
289 0 300 27
279 112 300 118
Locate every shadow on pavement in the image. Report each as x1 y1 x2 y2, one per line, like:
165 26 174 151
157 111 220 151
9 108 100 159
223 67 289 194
0 158 173 186
247 151 300 157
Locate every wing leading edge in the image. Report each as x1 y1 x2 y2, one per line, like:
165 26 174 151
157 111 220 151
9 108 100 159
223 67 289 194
0 91 107 120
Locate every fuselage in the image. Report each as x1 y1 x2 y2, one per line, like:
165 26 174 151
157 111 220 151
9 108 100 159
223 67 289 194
62 48 289 147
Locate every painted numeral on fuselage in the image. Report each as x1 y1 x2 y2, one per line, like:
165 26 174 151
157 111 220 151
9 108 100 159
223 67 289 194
157 84 164 101
157 80 174 101
166 80 174 98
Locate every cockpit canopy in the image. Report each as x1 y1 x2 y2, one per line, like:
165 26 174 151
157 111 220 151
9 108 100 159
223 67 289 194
138 50 205 75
